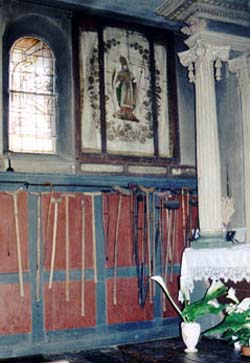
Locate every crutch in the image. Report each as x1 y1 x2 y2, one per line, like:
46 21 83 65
6 188 24 297
49 197 62 289
31 192 42 302
44 183 54 245
181 188 186 247
169 199 180 282
139 186 155 303
61 193 75 301
43 183 54 264
81 199 86 316
112 186 130 305
84 192 102 283
164 198 180 282
185 189 191 247
155 191 169 278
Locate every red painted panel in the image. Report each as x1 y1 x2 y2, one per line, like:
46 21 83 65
0 192 29 273
0 284 31 334
162 274 182 319
106 278 153 325
104 195 133 268
43 193 93 271
44 280 96 331
160 194 198 265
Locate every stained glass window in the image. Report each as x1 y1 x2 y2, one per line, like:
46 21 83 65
9 37 56 153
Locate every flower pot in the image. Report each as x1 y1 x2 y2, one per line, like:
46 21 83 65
181 322 201 353
241 346 250 356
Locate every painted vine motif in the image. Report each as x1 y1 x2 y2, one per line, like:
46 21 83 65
86 47 101 131
103 30 160 149
80 27 170 157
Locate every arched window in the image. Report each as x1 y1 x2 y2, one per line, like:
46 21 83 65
9 37 56 153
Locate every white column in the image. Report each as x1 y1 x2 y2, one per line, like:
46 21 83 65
229 54 250 239
179 40 230 240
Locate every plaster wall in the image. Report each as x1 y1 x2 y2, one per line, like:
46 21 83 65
175 34 196 166
217 64 245 228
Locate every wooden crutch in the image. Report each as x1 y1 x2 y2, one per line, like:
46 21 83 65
112 186 130 305
49 197 62 289
31 192 42 302
181 188 186 247
113 193 122 305
139 186 155 303
83 192 102 283
61 193 75 302
44 183 54 247
6 188 24 297
164 199 180 286
81 199 86 316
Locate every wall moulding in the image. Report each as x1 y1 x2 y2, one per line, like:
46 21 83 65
184 31 250 53
156 0 250 27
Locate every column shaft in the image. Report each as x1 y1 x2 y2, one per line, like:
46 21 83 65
179 41 230 244
229 55 250 239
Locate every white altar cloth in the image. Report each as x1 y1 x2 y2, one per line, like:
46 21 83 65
180 244 250 299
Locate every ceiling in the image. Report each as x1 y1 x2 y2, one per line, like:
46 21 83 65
21 0 183 30
20 0 250 31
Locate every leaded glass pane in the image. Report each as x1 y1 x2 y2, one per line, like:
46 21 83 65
9 37 56 153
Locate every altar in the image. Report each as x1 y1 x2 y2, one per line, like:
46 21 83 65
180 244 250 299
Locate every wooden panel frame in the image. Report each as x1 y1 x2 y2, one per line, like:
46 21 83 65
73 15 180 168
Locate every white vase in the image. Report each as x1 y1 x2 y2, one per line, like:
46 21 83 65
181 322 200 353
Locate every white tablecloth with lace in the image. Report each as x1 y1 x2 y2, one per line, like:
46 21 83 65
180 245 250 299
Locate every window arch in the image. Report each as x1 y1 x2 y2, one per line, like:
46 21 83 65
3 13 74 164
9 37 56 153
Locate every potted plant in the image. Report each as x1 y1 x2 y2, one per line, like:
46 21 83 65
150 276 228 353
205 288 250 356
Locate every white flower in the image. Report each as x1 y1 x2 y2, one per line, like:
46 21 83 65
236 297 250 312
226 288 239 304
226 303 237 314
208 300 220 308
206 280 225 296
151 275 165 288
178 290 184 304
150 275 186 321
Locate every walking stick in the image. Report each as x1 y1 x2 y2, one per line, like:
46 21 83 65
102 193 110 262
31 192 42 302
112 186 130 305
164 199 180 278
81 199 86 316
170 200 179 282
186 189 190 247
43 183 54 265
49 197 62 289
84 192 102 283
181 188 186 247
113 193 122 305
61 193 75 301
139 186 155 303
44 183 54 246
6 188 24 297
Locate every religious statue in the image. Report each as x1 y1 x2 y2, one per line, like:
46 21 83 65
112 56 139 122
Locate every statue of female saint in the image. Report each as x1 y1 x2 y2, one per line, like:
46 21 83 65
113 56 139 122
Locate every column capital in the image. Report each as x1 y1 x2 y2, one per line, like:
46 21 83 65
229 53 250 86
178 40 230 82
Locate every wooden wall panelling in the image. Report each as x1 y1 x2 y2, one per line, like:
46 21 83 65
0 284 31 335
42 192 96 331
0 191 29 273
44 280 96 330
0 173 197 358
106 277 153 325
0 191 31 335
